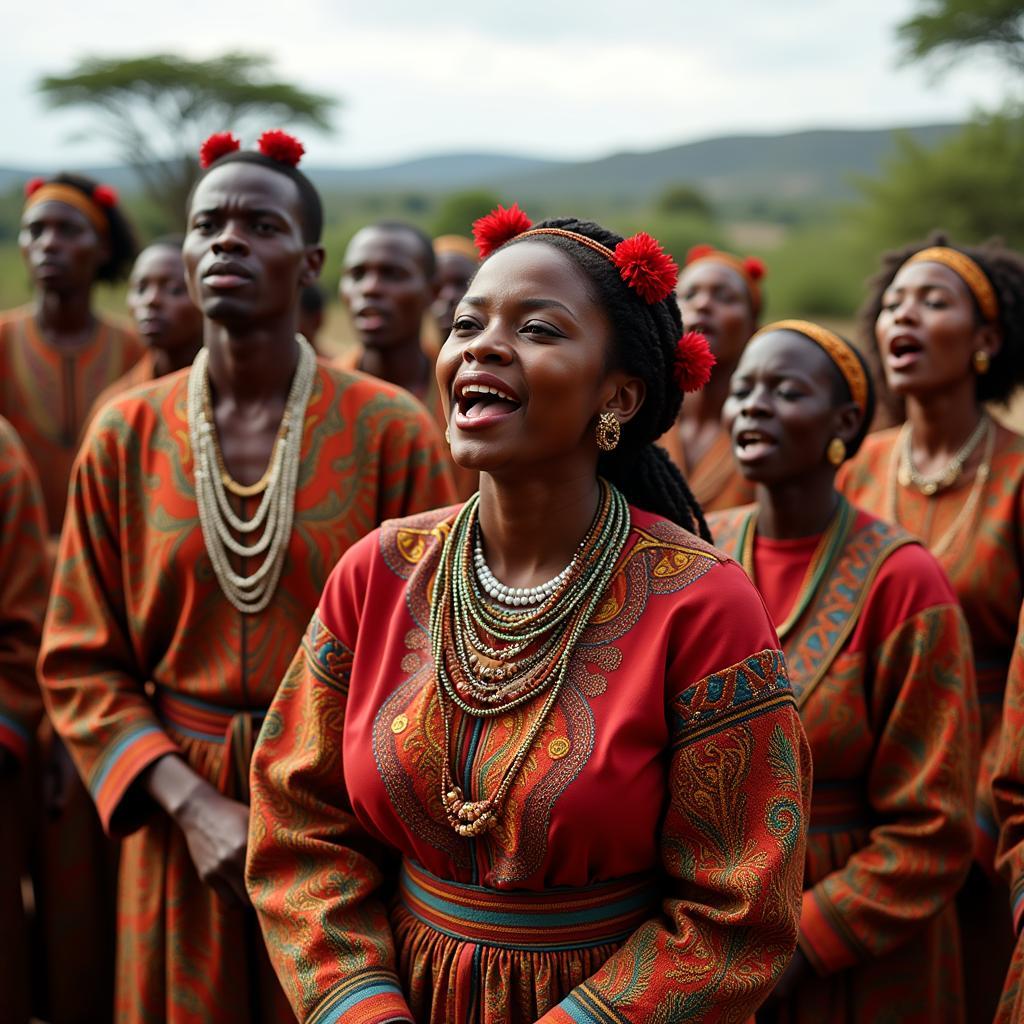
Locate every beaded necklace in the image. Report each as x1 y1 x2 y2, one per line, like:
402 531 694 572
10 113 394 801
187 336 316 614
429 480 631 836
897 413 990 496
887 416 995 560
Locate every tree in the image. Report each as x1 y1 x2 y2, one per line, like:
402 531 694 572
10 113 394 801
655 183 714 221
431 190 503 238
856 109 1024 249
38 53 337 227
897 0 1024 75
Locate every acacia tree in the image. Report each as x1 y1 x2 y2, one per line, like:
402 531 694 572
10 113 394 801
897 0 1024 75
38 53 337 226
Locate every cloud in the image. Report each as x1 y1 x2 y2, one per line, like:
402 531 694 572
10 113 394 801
0 0 1008 168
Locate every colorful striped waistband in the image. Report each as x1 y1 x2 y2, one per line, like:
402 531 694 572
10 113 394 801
155 687 268 802
397 860 658 952
809 781 870 833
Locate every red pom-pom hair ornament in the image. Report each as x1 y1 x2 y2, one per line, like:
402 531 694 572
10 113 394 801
257 130 305 167
92 184 118 208
743 256 766 281
612 233 678 305
199 132 241 169
673 331 716 393
685 243 716 265
472 203 533 258
24 177 46 198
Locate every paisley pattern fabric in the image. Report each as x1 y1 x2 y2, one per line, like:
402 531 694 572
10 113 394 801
0 416 49 762
247 504 812 1023
657 424 755 512
38 363 455 1024
838 422 1024 866
994 606 1024 1022
336 346 477 499
0 306 143 534
712 505 980 1023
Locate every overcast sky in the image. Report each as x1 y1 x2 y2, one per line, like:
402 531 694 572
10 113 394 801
4 0 1007 169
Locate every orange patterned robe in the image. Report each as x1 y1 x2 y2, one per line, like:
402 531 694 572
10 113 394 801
39 363 455 1024
711 505 979 1022
0 416 49 1024
247 504 812 1024
657 423 755 512
0 306 142 535
993 605 1024 1022
838 423 1024 866
337 345 478 499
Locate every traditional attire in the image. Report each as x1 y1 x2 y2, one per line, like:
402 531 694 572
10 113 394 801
87 350 168 425
838 423 1024 866
657 425 755 512
0 306 142 535
0 417 49 1024
248 503 812 1024
711 503 979 1022
994 606 1024 1022
39 362 456 1024
337 345 478 500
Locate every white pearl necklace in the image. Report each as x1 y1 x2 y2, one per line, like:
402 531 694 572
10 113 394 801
187 336 316 614
473 532 575 607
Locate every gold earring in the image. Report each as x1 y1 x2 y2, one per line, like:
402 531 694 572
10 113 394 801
827 437 847 466
444 428 451 445
595 412 621 452
973 350 991 375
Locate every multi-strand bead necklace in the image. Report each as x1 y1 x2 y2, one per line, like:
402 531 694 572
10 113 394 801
429 480 631 837
187 336 316 614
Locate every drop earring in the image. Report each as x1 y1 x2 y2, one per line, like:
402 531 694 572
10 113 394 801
595 412 621 452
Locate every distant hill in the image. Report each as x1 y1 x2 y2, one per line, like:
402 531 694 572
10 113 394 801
0 123 962 206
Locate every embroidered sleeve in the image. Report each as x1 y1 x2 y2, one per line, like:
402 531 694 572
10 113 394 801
247 598 414 1024
38 411 178 833
541 647 812 1023
995 606 1024 934
800 604 979 974
0 422 49 763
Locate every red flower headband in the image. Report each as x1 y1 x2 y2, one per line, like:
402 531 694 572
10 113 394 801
684 244 766 314
199 130 306 170
472 204 715 393
472 203 679 305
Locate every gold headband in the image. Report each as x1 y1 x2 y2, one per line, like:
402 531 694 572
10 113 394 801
904 246 998 322
24 183 109 235
433 235 479 261
752 319 869 413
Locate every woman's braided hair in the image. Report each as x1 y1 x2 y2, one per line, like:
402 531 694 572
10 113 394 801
498 217 711 540
858 230 1024 408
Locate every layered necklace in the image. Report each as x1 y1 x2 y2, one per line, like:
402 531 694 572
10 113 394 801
187 336 317 614
897 413 991 496
888 414 995 560
429 480 631 837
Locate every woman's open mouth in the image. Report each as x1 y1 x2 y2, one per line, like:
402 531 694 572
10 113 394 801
735 428 777 462
453 379 523 430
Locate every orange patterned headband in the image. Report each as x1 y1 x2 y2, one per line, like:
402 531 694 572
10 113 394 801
905 246 998 323
23 182 111 235
752 319 869 414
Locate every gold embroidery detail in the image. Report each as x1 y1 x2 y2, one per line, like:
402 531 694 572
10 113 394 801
391 714 409 734
548 737 570 759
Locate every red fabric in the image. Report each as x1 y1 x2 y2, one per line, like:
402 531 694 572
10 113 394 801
248 504 812 1022
751 532 820 626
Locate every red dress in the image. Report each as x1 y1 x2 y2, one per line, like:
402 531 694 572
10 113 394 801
39 363 456 1024
711 504 979 1022
248 503 812 1024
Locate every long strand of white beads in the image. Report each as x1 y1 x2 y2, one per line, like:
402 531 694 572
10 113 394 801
473 530 576 607
187 335 316 614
